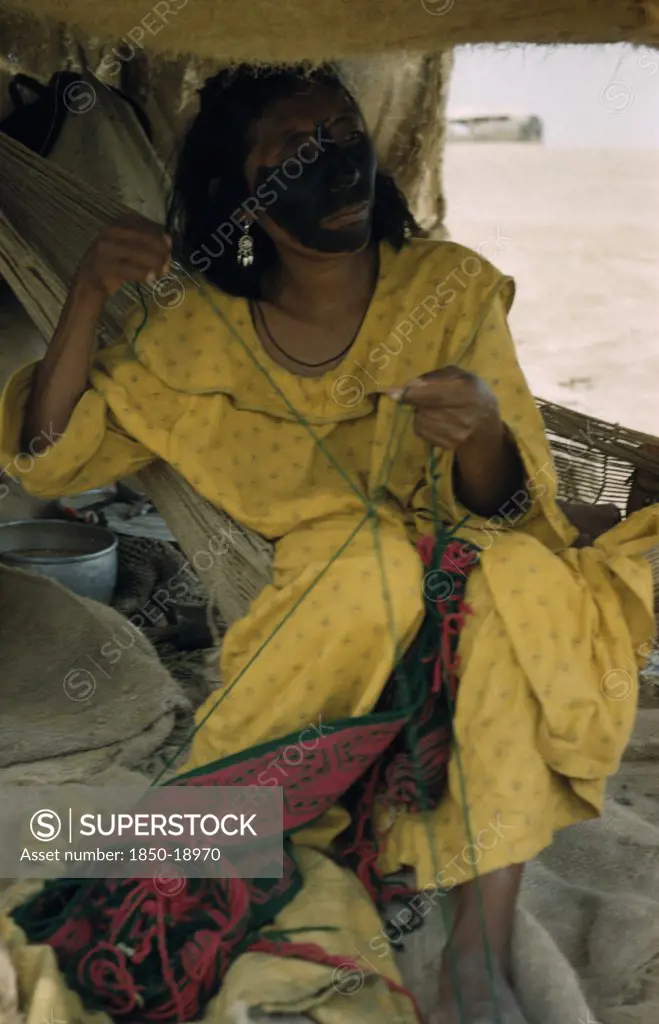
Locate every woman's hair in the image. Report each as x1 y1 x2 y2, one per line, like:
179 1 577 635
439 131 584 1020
167 63 423 298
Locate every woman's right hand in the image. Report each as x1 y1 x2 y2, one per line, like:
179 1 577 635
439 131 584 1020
22 216 173 454
74 214 172 303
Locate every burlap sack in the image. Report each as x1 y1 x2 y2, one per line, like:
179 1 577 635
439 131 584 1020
391 711 659 1024
0 563 188 777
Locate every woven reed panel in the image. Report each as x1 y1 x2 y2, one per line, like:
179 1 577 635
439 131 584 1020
539 398 659 510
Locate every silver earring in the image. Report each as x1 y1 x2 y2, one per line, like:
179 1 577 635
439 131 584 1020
237 224 254 267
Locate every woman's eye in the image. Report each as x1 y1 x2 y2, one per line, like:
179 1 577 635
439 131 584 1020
332 127 363 147
286 133 317 151
276 134 312 161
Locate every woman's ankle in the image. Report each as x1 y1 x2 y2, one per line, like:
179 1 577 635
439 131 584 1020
440 932 513 992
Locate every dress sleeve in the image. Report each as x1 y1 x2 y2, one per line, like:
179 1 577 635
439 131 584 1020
413 278 578 552
0 356 156 499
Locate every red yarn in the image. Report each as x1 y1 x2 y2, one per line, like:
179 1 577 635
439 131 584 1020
77 944 144 1016
14 532 478 1024
70 875 253 1021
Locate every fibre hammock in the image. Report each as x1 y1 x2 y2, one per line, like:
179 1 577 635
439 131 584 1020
0 128 273 626
1 128 659 625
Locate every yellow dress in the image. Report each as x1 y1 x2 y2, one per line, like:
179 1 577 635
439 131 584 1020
1 238 657 1023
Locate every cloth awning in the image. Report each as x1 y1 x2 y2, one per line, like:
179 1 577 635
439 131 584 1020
4 0 659 64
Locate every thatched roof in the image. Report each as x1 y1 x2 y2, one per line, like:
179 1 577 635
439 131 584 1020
4 0 659 63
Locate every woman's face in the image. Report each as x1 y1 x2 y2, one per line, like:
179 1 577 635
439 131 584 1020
243 81 377 256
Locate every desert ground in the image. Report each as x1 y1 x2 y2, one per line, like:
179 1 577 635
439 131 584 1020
443 143 659 437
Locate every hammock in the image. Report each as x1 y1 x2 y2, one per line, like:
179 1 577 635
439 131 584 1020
0 129 273 625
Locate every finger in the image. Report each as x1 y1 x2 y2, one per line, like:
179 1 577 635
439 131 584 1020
102 230 171 261
414 427 459 450
387 377 470 409
99 236 168 258
417 405 475 424
386 378 427 404
98 242 170 274
415 409 475 435
108 258 168 285
102 224 172 261
414 412 473 449
111 212 169 236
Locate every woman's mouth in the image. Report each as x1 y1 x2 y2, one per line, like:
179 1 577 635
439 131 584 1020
321 201 371 228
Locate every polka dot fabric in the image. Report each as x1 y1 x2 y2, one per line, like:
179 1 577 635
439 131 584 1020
2 237 658 887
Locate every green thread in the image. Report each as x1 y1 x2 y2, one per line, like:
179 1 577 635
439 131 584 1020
151 513 370 784
374 402 415 496
131 265 501 1022
127 285 149 354
197 278 376 512
428 448 501 1024
368 421 469 1023
258 926 339 939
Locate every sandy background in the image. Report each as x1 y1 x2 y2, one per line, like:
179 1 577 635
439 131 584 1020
443 143 659 436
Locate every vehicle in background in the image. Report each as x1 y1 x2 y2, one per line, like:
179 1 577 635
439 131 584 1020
447 109 544 142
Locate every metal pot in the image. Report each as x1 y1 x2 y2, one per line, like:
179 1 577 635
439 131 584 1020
0 519 118 604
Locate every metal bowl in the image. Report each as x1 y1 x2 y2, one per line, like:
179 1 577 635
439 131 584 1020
0 519 118 604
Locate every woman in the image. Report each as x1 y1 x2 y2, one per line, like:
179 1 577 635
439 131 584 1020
1 64 657 1024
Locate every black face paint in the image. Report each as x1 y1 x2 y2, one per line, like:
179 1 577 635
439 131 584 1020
253 127 377 253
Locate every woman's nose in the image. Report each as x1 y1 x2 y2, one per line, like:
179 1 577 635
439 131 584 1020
328 165 361 192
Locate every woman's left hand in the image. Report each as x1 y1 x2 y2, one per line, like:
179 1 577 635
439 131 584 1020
387 366 501 450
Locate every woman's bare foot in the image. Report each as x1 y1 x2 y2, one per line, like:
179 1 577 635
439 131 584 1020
438 954 528 1023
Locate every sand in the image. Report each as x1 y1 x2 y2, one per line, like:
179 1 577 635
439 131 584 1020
443 143 659 436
